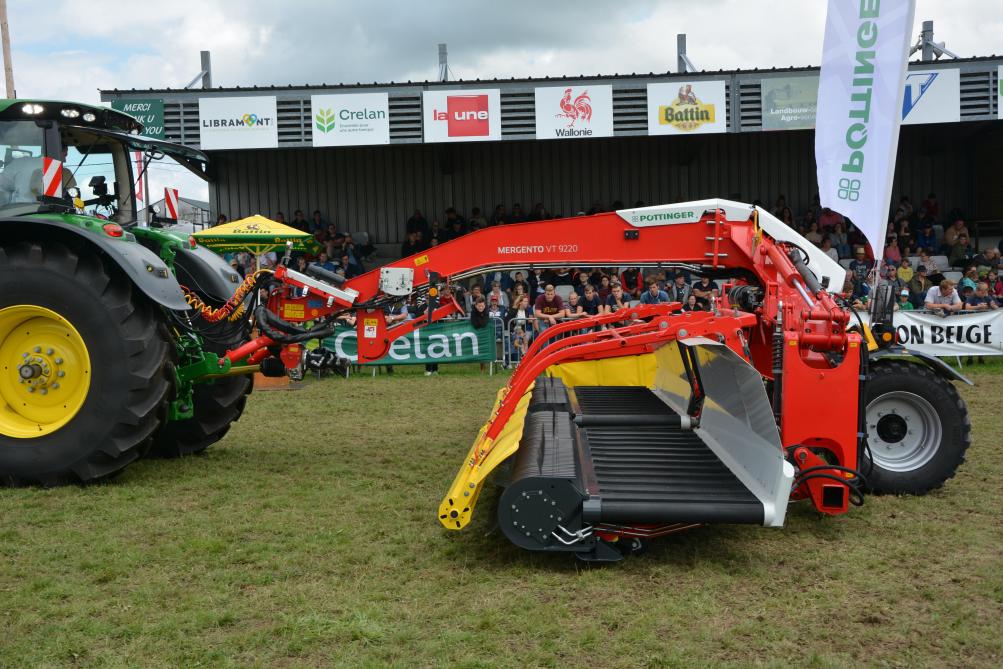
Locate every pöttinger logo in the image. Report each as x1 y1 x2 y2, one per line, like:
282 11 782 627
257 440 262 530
315 108 336 133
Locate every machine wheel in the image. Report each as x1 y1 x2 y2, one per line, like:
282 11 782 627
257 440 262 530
863 360 970 494
148 372 252 458
0 241 171 485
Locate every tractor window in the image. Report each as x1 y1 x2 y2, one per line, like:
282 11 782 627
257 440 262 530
61 130 134 223
0 120 46 209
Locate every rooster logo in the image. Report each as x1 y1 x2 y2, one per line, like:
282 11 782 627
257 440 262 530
556 88 592 128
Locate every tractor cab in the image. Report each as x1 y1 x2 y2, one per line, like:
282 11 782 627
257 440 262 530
0 99 207 226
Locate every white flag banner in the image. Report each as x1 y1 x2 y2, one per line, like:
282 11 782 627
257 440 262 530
859 309 1003 357
815 0 916 255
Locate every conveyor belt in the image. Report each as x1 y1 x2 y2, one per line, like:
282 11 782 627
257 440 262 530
570 386 763 524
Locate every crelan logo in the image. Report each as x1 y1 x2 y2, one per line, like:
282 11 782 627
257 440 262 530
315 108 336 133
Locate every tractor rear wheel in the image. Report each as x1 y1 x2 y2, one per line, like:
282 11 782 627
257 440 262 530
0 241 171 485
863 360 971 494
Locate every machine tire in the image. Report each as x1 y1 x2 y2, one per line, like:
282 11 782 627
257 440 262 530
148 372 252 458
0 241 171 485
863 360 970 494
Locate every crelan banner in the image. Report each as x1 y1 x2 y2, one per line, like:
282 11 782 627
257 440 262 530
322 318 495 364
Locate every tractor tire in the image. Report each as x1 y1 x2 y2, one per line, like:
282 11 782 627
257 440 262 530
147 372 252 458
863 360 971 494
0 241 171 486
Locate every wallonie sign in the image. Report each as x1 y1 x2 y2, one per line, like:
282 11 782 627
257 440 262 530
198 96 278 150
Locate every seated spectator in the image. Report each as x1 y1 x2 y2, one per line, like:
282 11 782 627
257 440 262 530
465 284 484 312
487 281 510 308
406 209 429 239
921 192 939 220
883 234 902 265
895 289 914 311
971 247 1001 272
895 219 914 255
290 210 310 233
528 202 551 221
987 269 1003 299
948 234 972 268
563 291 586 319
317 252 337 272
216 214 228 226
273 212 285 224
534 284 564 330
603 281 630 315
965 282 998 311
667 273 691 303
908 265 933 307
483 269 514 294
620 267 644 299
551 267 574 287
400 230 427 258
490 204 509 226
511 282 527 307
819 207 845 232
897 257 914 283
881 265 907 294
310 210 327 234
574 270 592 298
510 203 526 224
960 265 979 294
691 275 720 308
924 279 962 315
804 222 823 245
581 284 603 316
597 275 612 301
820 237 839 262
830 222 851 258
914 220 937 252
512 271 530 296
848 247 873 294
943 218 969 250
640 279 670 305
682 294 702 311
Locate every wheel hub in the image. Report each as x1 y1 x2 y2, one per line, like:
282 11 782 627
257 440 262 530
866 391 942 473
0 305 90 438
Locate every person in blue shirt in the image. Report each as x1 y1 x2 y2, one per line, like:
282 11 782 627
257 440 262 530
639 279 670 305
915 220 937 253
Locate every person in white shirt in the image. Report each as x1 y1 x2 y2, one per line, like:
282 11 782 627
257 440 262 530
924 279 962 315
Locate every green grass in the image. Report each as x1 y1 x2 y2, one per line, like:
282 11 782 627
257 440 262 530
2 362 1002 668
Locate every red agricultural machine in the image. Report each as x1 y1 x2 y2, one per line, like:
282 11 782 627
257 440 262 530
243 199 970 561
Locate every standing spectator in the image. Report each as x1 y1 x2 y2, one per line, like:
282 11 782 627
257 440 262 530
597 275 613 301
667 274 691 304
465 284 484 312
483 269 514 294
986 269 1003 299
528 269 547 298
400 230 426 258
551 267 574 287
619 267 644 299
959 266 979 294
971 247 1001 273
406 209 429 239
510 282 527 308
563 291 586 319
921 192 940 221
804 222 823 245
468 207 489 231
487 281 510 308
895 289 914 311
881 265 907 294
528 202 551 221
924 280 962 315
603 281 630 314
534 285 564 330
507 294 535 329
640 279 670 304
819 207 845 232
895 218 914 255
310 210 327 234
771 195 787 218
490 204 509 226
290 210 310 233
274 212 285 224
943 219 970 250
581 284 603 316
469 295 491 372
510 204 527 224
848 247 873 295
574 270 592 298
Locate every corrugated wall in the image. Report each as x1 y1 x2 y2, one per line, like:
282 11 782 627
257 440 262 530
210 123 998 244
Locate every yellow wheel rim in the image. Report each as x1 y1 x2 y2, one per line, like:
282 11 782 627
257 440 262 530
0 305 91 439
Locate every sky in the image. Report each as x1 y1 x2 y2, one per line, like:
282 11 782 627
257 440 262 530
4 0 997 200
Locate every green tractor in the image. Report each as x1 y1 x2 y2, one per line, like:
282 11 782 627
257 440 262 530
0 100 258 485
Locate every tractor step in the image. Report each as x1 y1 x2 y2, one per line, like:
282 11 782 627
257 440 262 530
498 381 768 559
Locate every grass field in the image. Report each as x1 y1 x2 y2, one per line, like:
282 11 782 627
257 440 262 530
2 362 1002 668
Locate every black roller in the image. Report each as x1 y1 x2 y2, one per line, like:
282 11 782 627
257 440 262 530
573 413 687 428
306 262 346 286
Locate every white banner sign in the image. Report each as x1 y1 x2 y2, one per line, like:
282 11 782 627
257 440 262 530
902 68 960 125
815 0 916 256
892 309 1003 357
534 85 613 139
422 89 501 143
198 96 278 150
647 81 727 135
311 93 389 146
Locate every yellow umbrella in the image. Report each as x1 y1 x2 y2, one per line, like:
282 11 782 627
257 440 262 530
193 214 318 255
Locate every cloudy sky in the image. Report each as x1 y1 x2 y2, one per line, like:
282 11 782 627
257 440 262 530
5 0 995 199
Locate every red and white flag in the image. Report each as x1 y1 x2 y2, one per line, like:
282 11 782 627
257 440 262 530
133 151 145 203
164 187 179 220
42 157 62 198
